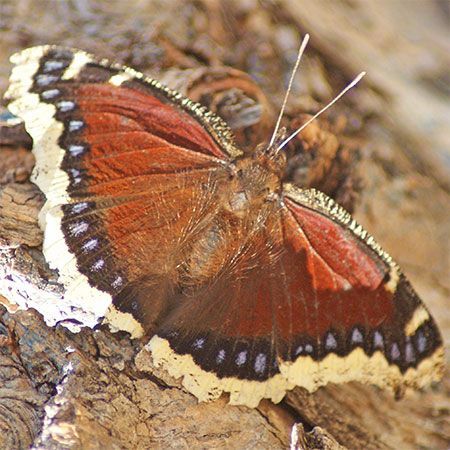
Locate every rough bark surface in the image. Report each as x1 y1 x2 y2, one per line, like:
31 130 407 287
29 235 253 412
0 1 448 449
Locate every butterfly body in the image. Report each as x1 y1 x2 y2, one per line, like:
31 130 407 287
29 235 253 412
224 153 282 216
4 45 444 407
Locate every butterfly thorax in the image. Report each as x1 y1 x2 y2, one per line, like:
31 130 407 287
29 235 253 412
224 145 286 219
180 145 285 287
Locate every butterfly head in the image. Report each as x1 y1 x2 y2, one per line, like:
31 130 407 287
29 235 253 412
224 137 286 218
255 127 288 177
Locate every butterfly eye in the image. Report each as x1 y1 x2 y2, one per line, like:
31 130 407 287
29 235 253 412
227 164 241 180
266 192 279 203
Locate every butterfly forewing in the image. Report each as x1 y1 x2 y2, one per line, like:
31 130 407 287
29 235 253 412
280 186 443 377
5 45 235 335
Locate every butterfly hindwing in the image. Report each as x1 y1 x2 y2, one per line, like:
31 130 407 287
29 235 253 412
148 185 443 406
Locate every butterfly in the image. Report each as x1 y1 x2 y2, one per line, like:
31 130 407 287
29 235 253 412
4 41 444 408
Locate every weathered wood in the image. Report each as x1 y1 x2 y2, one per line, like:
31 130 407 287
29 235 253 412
0 182 43 247
282 0 450 191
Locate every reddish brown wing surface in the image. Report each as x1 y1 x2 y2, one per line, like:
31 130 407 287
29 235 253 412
149 184 443 407
5 46 240 336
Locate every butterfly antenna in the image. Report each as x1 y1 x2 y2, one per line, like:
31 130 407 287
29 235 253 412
268 33 310 149
276 71 366 151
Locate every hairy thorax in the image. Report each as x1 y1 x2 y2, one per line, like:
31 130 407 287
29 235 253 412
224 154 282 217
181 149 286 287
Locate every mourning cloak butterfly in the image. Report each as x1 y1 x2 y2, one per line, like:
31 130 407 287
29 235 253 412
4 44 444 407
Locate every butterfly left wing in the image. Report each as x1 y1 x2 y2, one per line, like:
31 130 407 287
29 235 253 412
148 184 444 407
4 46 241 335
